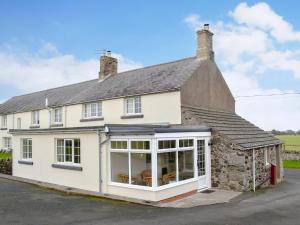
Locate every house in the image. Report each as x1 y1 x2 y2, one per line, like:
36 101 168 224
0 25 283 202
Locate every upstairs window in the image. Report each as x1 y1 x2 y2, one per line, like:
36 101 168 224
84 102 102 118
31 111 40 125
125 96 141 115
1 115 7 128
17 118 21 129
53 108 62 123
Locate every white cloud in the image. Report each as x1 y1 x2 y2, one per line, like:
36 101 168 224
184 2 300 131
0 43 142 93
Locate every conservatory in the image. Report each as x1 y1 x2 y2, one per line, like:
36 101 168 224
104 125 212 202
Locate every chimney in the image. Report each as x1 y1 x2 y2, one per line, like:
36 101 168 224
98 50 118 80
196 24 214 60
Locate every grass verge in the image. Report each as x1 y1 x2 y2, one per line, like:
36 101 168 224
283 160 300 169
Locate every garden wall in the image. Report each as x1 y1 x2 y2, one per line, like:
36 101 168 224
283 151 300 161
0 159 12 175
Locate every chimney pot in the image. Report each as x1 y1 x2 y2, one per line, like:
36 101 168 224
196 24 214 60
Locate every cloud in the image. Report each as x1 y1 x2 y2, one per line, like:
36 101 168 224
184 2 300 131
0 43 142 94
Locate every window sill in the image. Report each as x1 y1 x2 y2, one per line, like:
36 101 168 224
18 160 33 165
120 114 144 119
30 125 40 129
51 163 82 171
80 117 104 122
0 128 7 130
50 123 63 128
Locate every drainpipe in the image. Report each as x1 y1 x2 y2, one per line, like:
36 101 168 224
97 128 110 194
252 149 256 192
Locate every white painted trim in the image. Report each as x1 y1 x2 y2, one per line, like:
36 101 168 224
154 132 211 138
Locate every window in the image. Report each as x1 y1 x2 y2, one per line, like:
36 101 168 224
84 102 102 118
1 115 7 128
197 140 205 176
17 118 21 129
158 140 176 149
157 138 196 186
265 149 271 166
125 96 141 114
110 140 152 186
53 108 62 123
3 137 11 149
179 139 194 148
31 111 39 125
56 139 81 164
21 139 32 160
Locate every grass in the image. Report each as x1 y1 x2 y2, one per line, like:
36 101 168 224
283 160 300 169
276 135 300 151
0 152 12 159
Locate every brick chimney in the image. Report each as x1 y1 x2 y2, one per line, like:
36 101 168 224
98 51 118 80
196 24 214 60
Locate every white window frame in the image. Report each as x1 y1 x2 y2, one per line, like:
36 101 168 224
1 115 7 128
3 137 11 149
83 102 102 119
125 96 141 115
265 148 270 166
108 133 210 191
53 108 63 124
55 138 81 165
21 138 32 161
31 111 40 125
17 118 21 129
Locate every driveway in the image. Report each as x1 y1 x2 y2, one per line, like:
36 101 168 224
0 169 299 225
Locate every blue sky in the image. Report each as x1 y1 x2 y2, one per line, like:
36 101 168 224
0 0 300 130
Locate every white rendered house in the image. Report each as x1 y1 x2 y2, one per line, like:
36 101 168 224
0 25 282 202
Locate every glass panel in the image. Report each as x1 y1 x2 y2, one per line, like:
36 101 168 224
131 141 150 150
22 139 27 159
130 153 152 186
91 103 97 117
111 141 127 149
157 152 176 186
178 150 194 181
134 97 141 113
74 139 81 164
65 140 73 162
197 140 205 176
111 152 129 184
126 98 134 114
56 139 64 162
179 139 194 148
158 140 176 149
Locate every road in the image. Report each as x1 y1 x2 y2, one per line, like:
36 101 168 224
0 169 299 225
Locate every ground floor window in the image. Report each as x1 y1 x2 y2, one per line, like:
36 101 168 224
197 140 205 176
21 139 32 160
265 148 271 166
56 139 80 164
110 140 152 186
3 137 11 149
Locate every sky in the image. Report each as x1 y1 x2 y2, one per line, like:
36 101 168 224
0 0 300 131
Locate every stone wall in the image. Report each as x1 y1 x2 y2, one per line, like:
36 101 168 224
210 131 253 191
0 158 12 175
283 151 300 160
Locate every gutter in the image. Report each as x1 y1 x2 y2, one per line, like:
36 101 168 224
252 149 256 192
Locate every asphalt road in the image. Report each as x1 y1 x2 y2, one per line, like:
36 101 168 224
0 169 299 225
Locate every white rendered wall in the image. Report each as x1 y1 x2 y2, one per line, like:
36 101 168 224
12 132 100 192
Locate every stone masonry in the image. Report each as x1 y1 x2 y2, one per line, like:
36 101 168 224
0 158 12 175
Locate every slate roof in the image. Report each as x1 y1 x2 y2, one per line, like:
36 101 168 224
0 57 202 114
182 106 282 149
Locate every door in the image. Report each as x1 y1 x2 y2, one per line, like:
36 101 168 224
197 139 207 189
